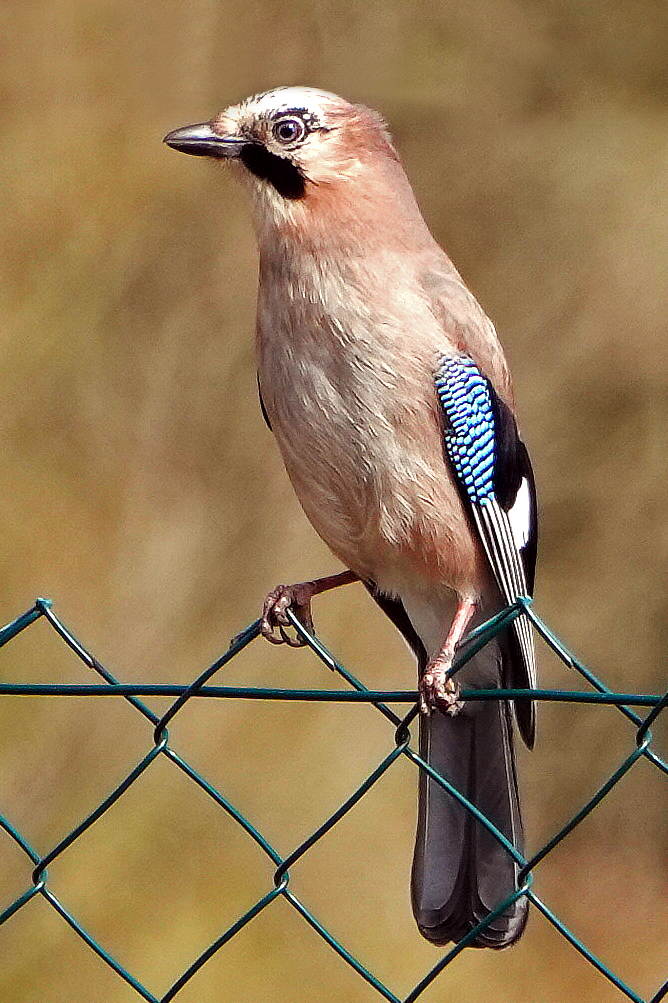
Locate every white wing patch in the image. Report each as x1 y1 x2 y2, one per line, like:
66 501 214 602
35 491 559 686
472 498 537 691
508 476 532 552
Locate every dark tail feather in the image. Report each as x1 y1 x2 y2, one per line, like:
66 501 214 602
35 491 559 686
411 642 528 948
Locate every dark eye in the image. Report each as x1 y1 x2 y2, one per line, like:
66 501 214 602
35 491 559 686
272 117 307 145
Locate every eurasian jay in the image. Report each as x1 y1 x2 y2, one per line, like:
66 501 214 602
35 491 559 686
165 86 537 949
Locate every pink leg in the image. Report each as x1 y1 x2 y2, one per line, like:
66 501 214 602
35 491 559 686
420 597 477 716
261 570 359 647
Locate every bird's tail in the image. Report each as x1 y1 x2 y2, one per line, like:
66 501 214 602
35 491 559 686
411 640 528 948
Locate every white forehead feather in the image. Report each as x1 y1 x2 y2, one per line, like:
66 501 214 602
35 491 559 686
241 86 344 118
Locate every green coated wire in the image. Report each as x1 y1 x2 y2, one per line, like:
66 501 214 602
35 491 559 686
0 682 664 705
0 596 665 1003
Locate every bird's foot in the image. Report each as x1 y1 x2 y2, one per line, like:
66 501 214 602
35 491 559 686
260 582 317 647
420 661 463 716
418 597 475 715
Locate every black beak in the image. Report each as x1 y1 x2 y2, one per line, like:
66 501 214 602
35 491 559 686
163 122 245 158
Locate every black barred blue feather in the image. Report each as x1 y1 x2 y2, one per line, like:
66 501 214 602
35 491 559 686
434 355 537 748
435 356 496 504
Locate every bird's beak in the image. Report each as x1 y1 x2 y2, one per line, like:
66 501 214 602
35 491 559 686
163 122 245 159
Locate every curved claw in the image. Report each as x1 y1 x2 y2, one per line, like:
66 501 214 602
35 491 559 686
264 626 288 645
279 624 307 647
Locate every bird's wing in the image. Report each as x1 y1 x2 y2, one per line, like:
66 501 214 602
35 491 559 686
434 354 537 747
363 581 429 672
257 376 272 430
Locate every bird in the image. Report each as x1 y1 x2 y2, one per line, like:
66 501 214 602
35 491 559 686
165 86 537 949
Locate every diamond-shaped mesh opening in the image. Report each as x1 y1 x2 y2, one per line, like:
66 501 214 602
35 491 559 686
37 757 276 988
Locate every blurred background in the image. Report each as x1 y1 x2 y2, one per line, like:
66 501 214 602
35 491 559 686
2 0 668 999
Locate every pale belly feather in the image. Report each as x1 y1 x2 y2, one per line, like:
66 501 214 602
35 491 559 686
257 325 483 606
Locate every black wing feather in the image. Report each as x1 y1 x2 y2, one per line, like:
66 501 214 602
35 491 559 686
363 580 428 672
488 388 537 595
257 376 272 431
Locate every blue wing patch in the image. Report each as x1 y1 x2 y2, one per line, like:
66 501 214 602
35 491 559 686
434 356 496 504
434 353 538 748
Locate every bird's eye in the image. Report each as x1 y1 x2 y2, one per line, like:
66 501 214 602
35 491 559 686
272 117 307 145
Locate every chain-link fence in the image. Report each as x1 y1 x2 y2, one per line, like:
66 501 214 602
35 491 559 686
1 596 667 1002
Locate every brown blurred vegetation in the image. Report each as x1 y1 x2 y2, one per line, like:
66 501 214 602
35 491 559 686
2 0 668 1000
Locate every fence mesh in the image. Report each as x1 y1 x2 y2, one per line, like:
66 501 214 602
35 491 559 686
1 595 667 1002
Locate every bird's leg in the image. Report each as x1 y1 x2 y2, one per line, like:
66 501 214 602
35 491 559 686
260 570 359 647
420 597 477 716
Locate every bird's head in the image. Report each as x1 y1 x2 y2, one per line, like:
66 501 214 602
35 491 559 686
164 87 426 247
